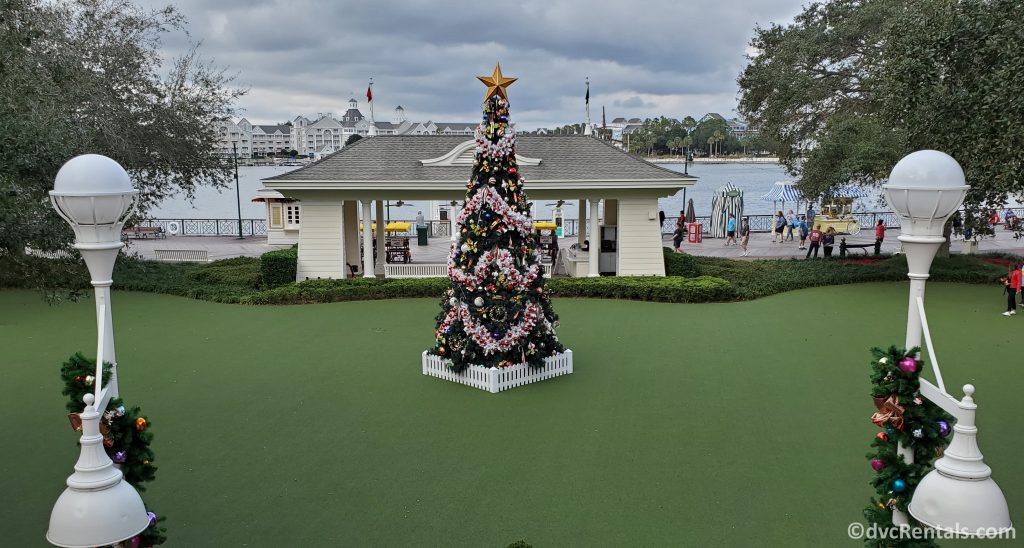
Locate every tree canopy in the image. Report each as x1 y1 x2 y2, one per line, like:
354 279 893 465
738 0 1024 211
0 0 244 259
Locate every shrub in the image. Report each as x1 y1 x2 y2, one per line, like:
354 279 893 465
185 257 262 288
245 277 450 305
546 275 736 302
260 246 298 288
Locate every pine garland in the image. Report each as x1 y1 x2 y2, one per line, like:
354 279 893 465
863 346 953 547
61 353 167 547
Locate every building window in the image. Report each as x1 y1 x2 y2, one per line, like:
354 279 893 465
286 205 300 227
270 203 283 228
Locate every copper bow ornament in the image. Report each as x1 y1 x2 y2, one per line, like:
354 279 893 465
871 395 906 430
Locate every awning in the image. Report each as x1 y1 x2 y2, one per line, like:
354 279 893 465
829 185 869 198
761 181 803 202
534 221 558 230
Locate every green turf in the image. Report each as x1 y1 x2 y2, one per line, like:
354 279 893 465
2 284 1021 547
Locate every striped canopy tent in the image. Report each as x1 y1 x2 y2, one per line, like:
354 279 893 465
827 185 869 199
761 181 804 216
710 182 744 238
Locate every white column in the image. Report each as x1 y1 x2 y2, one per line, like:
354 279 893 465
578 199 586 249
361 200 374 277
588 199 601 277
375 200 385 271
450 202 460 243
77 245 122 402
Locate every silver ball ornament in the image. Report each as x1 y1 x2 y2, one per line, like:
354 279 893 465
474 297 484 307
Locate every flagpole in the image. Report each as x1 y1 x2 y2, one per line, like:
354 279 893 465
585 77 591 127
368 77 375 125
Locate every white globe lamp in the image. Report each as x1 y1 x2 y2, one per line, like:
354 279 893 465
50 154 138 246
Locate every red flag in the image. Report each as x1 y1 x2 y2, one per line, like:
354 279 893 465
366 85 373 103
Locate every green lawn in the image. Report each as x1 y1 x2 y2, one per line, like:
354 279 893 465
2 284 1021 547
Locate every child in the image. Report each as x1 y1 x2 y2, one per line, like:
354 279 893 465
806 224 823 258
797 215 809 250
874 220 885 255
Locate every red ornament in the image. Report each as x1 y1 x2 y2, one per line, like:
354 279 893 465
509 167 517 175
876 432 890 442
103 437 114 448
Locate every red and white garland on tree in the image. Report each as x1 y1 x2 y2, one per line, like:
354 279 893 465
447 248 541 291
475 125 516 160
455 186 533 235
435 302 542 356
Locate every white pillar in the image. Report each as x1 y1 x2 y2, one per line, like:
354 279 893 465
450 202 460 243
588 199 601 277
375 200 385 271
578 199 586 249
361 200 374 277
78 245 121 401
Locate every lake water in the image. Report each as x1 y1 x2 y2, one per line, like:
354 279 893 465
147 162 890 221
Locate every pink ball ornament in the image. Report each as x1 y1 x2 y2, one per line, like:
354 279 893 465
870 458 886 472
898 357 918 373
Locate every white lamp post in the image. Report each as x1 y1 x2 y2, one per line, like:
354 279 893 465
883 150 1011 535
47 154 150 547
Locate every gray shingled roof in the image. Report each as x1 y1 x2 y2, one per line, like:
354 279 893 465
266 135 691 182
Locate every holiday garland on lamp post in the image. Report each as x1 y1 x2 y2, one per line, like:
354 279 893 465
863 346 953 547
61 353 167 547
430 64 563 371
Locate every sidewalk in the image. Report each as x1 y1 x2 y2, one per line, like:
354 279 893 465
669 228 1024 259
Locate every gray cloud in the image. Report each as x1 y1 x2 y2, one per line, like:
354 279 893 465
137 0 804 128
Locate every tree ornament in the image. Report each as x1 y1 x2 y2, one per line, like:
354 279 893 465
937 420 951 437
449 297 458 306
912 428 924 438
461 243 470 253
878 357 888 365
147 511 158 527
876 432 889 442
474 296 484 307
135 417 147 431
103 437 114 448
892 479 907 493
116 405 126 417
870 458 886 471
898 357 918 373
113 450 127 464
871 395 906 430
84 375 95 386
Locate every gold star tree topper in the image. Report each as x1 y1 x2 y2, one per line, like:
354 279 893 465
477 63 517 101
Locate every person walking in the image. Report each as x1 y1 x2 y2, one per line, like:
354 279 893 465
806 224 823 258
785 209 796 241
1003 263 1021 316
659 210 666 233
672 223 685 253
874 220 886 255
823 227 836 257
797 215 809 250
676 210 686 234
725 213 737 246
951 211 963 237
773 211 786 243
739 217 750 256
807 203 817 228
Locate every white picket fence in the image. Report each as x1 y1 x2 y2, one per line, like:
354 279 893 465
421 349 574 393
384 263 448 278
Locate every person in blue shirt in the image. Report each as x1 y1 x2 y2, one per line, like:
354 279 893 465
725 213 737 246
806 204 817 228
797 215 809 249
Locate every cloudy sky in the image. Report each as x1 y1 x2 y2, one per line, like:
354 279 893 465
140 0 804 130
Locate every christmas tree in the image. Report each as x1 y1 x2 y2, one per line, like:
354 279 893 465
430 64 563 371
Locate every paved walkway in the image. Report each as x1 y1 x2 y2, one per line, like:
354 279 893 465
122 227 1023 264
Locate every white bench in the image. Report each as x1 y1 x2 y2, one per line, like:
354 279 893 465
154 249 210 262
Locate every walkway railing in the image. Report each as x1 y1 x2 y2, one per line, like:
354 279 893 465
138 218 268 237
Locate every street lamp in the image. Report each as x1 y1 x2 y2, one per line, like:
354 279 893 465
47 154 149 547
883 150 1011 536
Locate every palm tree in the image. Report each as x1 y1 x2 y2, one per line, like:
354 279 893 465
712 130 724 157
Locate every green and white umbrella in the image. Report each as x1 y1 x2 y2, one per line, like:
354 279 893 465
710 183 744 238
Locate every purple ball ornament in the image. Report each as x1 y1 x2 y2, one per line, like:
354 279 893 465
870 458 886 472
147 511 158 527
898 357 918 373
113 451 127 464
937 420 952 438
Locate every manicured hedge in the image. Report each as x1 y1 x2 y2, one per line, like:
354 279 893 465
2 248 1012 306
260 246 298 288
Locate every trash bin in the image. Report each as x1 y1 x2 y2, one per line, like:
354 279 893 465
687 223 702 243
416 225 428 246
